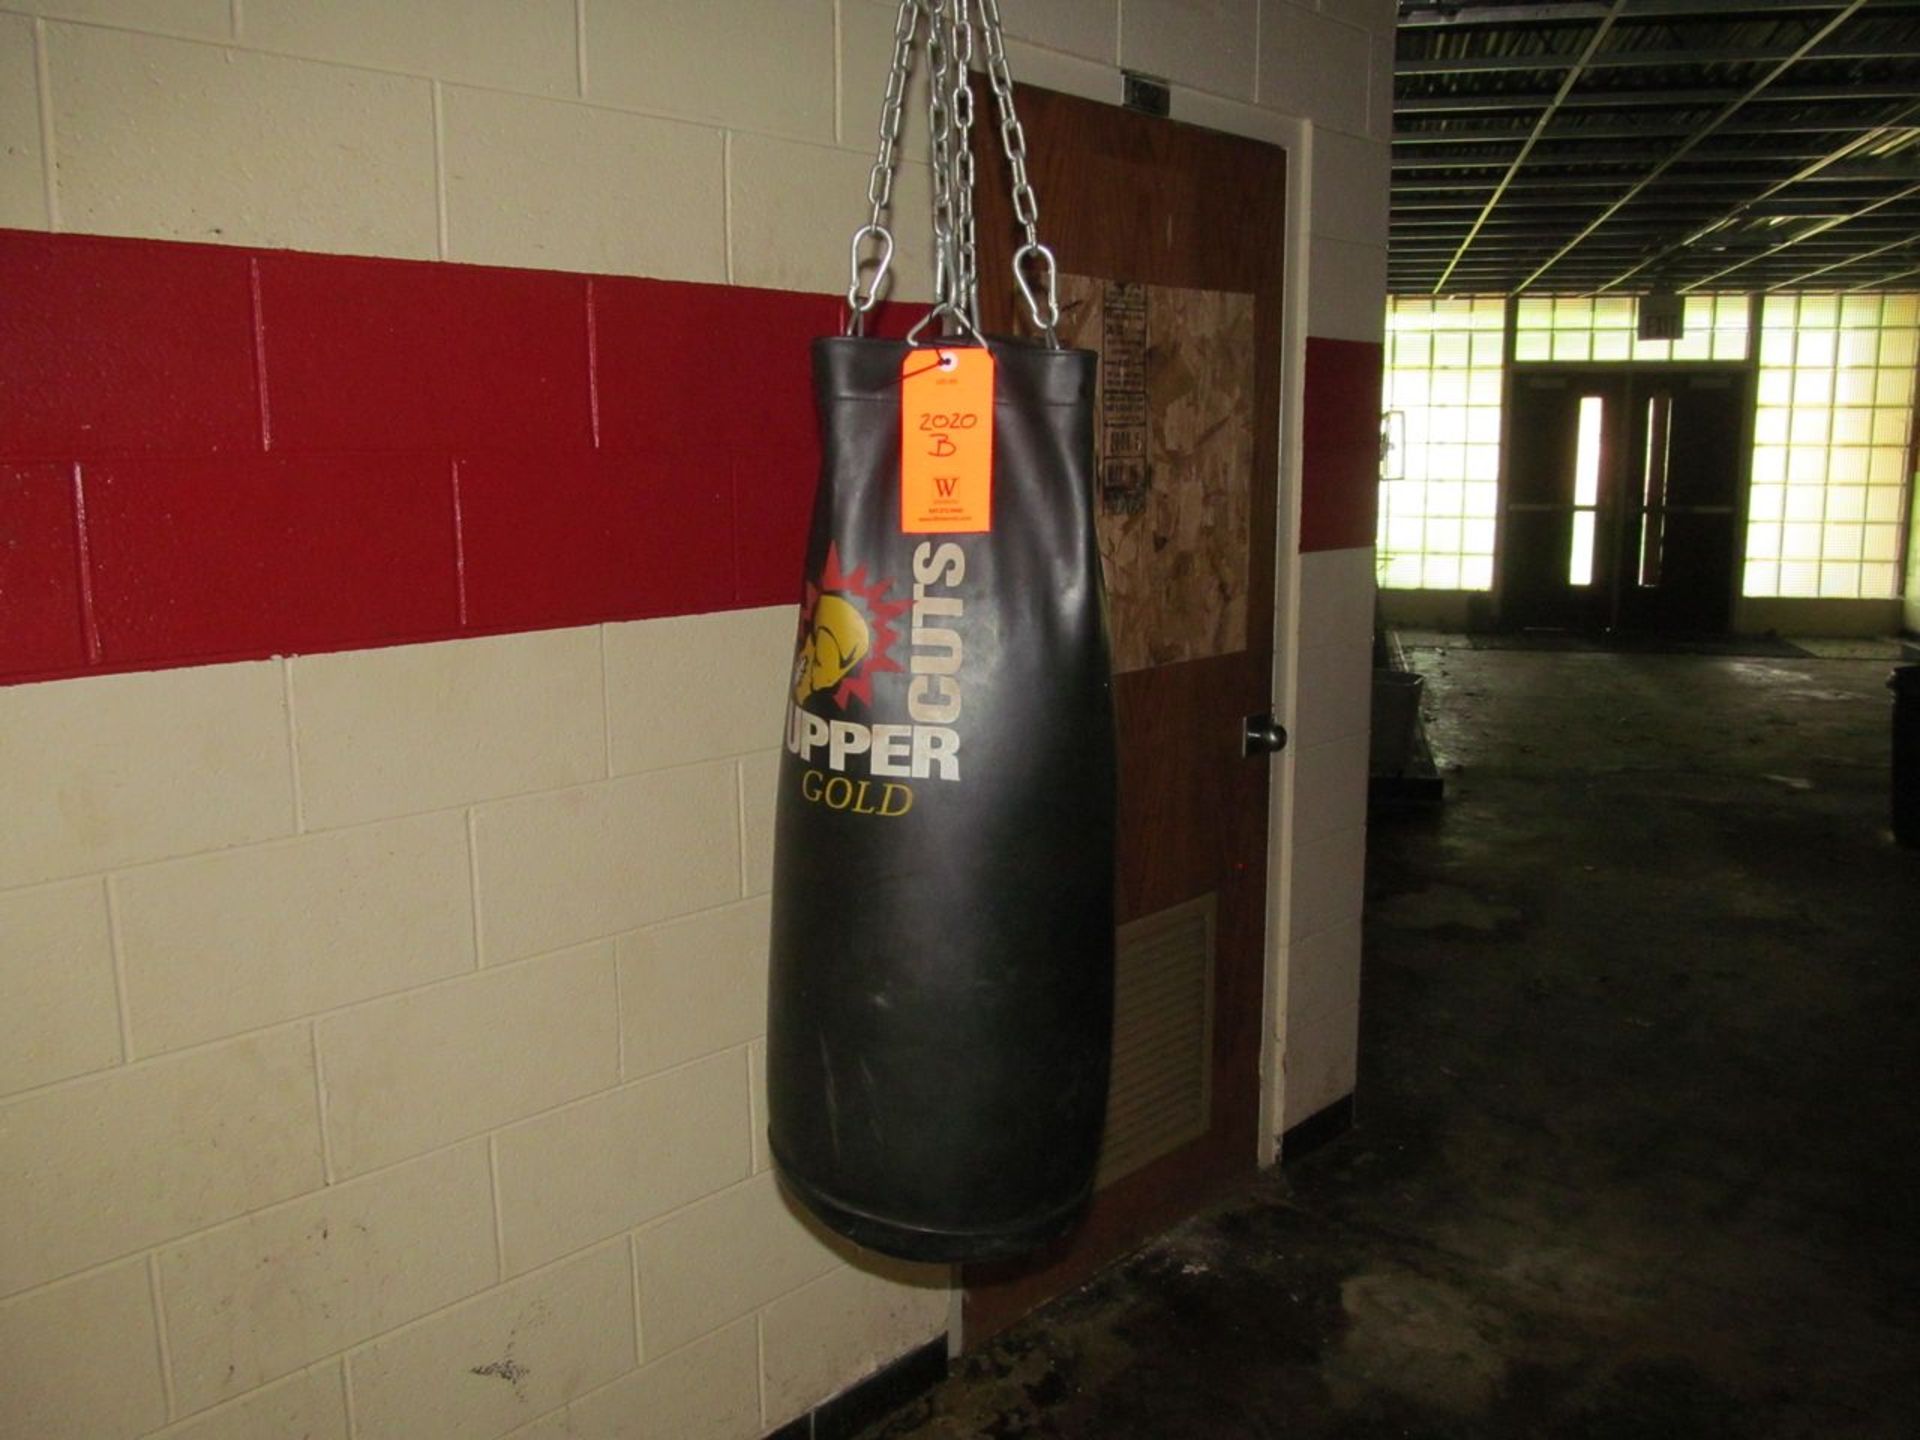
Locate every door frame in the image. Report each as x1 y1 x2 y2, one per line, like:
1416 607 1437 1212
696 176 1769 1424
941 68 1312 1346
1159 85 1309 1179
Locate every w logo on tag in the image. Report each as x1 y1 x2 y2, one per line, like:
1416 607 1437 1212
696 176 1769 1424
933 476 960 498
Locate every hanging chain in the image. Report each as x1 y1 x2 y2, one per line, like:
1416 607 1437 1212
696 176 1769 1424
948 0 982 332
846 0 1059 345
976 0 1059 341
905 0 987 349
923 0 956 321
845 0 920 331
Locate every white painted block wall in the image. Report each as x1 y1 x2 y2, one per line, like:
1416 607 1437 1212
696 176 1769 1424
0 2 1392 1434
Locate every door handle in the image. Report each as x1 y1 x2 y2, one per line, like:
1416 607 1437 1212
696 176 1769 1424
1243 712 1288 757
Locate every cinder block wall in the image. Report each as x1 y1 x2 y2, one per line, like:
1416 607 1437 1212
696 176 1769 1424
0 3 1392 1437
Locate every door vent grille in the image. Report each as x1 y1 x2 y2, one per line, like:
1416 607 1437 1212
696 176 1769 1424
1095 894 1216 1189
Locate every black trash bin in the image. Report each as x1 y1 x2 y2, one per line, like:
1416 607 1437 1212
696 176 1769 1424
1892 665 1920 848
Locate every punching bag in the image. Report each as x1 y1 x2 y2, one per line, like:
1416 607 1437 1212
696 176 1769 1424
766 0 1118 1263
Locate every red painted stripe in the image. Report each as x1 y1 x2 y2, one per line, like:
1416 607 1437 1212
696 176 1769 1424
0 462 88 674
591 278 843 604
0 228 858 685
0 231 261 456
2 224 1367 686
1299 336 1384 554
258 251 596 454
82 455 461 666
456 451 734 632
717 288 845 606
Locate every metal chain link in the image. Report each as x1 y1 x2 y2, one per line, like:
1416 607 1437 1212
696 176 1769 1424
845 0 920 330
923 0 956 320
976 0 1059 340
949 0 982 332
846 0 1058 345
904 0 986 348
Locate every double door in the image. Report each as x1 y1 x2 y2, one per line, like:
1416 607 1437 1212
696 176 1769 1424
1503 369 1748 635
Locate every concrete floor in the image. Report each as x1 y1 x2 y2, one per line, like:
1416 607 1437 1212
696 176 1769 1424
859 649 1920 1439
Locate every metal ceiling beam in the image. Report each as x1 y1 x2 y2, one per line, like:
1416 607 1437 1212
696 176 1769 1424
1395 114 1911 142
1396 0 1898 25
1430 0 1629 293
1397 243 1920 260
1394 214 1920 231
1394 230 1920 246
1821 159 1920 179
1395 178 1696 193
1393 199 1920 220
1397 249 1910 262
1403 262 1913 278
1392 262 1869 271
1846 264 1920 288
1395 174 1893 192
1406 231 1920 253
1390 0 1920 295
1395 230 1917 250
1394 147 1838 168
1389 274 1871 284
1514 0 1877 291
1388 274 1901 292
1397 242 1916 261
1724 170 1918 183
1393 209 1676 221
1391 270 1899 280
1734 196 1908 215
1682 180 1920 288
1593 101 1920 290
1398 81 1913 113
1395 245 1920 262
1394 194 1910 215
1766 233 1920 287
1390 281 1897 290
1401 220 1920 239
1395 200 1892 223
1399 40 1920 75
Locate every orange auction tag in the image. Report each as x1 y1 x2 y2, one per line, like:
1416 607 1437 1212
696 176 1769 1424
900 346 994 533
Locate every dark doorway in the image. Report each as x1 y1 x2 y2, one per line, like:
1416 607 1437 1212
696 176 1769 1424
1502 369 1748 636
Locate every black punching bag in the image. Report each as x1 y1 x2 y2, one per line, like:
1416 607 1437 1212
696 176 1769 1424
766 333 1117 1262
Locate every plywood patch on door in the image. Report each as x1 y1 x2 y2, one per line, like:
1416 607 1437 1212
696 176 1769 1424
1050 276 1255 674
1096 894 1217 1189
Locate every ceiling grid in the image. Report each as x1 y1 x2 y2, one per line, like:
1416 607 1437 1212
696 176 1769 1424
1391 0 1920 294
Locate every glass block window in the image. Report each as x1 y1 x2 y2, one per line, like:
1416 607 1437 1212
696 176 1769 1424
1378 295 1505 591
1512 293 1751 364
1744 292 1917 600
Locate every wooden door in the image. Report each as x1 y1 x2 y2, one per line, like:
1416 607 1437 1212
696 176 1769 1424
963 86 1286 1341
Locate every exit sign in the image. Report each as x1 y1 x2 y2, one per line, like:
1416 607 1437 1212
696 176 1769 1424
1639 292 1685 341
